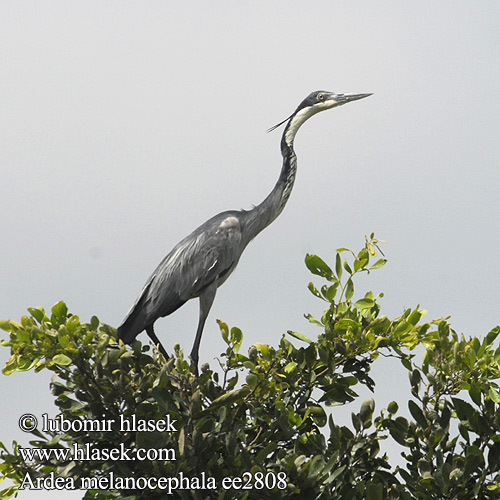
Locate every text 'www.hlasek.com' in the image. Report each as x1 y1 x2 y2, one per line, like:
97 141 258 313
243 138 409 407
17 413 288 493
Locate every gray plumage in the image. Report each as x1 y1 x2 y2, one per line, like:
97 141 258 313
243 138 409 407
117 90 371 373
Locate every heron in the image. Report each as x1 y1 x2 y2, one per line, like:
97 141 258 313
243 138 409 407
117 90 371 373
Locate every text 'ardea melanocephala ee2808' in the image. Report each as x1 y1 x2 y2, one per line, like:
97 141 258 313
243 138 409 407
117 90 372 375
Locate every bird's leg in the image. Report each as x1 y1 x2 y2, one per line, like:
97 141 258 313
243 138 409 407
190 284 217 376
146 324 169 361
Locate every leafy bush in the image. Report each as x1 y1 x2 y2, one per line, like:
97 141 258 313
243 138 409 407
1 235 499 499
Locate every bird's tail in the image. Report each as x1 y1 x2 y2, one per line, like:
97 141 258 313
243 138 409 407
117 282 153 344
117 320 140 345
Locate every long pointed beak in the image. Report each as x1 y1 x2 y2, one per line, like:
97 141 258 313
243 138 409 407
335 93 373 104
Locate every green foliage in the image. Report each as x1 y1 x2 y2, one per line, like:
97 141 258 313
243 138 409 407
1 234 499 499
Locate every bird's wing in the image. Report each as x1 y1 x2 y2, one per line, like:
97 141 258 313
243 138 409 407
118 213 243 342
142 213 243 320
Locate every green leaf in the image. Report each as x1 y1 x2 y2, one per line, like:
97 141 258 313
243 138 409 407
373 336 389 349
408 309 423 326
469 386 482 406
288 330 312 344
343 259 352 275
231 326 242 343
217 320 230 344
57 396 84 411
304 313 323 327
58 331 70 348
0 320 12 332
253 343 268 356
208 388 250 410
336 318 359 330
489 387 500 403
486 326 500 346
175 426 185 457
284 361 298 373
322 283 339 301
306 405 327 427
387 417 409 446
51 301 68 323
230 327 243 353
401 356 412 371
353 298 375 310
408 400 427 428
410 369 421 389
90 315 99 329
28 306 46 324
17 357 40 371
16 330 31 344
453 398 475 421
305 254 334 279
307 455 326 479
335 253 342 281
366 481 383 500
2 359 18 376
65 315 79 336
325 464 346 484
388 401 399 414
393 320 412 336
308 282 323 299
354 257 368 273
52 354 72 366
0 486 18 499
359 398 375 421
358 248 369 261
369 259 387 270
345 278 354 301
488 442 500 472
256 442 278 463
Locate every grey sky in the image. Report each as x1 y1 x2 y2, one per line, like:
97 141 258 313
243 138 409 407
2 2 500 498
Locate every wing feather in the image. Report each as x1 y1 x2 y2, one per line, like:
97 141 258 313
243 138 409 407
117 212 242 343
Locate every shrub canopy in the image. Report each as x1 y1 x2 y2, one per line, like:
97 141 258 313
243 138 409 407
1 235 499 499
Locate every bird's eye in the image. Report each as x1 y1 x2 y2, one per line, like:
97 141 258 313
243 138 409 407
317 93 324 101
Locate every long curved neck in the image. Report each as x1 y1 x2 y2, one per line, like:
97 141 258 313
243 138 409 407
241 106 314 246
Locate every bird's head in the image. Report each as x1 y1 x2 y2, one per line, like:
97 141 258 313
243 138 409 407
297 90 372 112
268 90 372 137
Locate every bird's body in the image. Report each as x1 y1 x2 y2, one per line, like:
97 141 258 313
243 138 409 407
117 90 371 372
118 210 244 345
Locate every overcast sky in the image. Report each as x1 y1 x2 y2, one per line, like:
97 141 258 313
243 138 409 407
2 2 500 498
